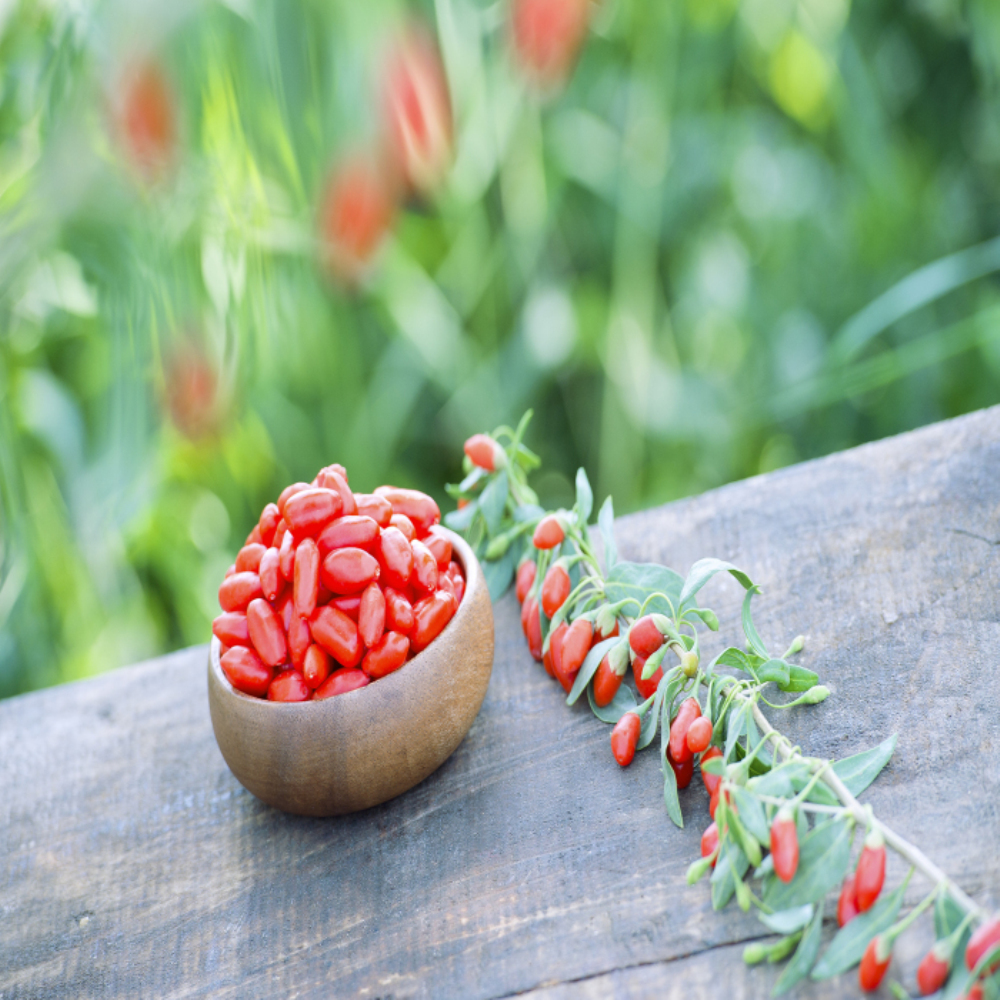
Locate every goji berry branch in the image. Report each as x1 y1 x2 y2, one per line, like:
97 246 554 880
447 412 999 998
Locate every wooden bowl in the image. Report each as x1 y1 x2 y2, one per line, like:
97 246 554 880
207 529 494 816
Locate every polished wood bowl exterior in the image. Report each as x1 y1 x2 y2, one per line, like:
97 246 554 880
207 529 494 816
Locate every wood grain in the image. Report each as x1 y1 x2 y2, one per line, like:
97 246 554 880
2 406 999 999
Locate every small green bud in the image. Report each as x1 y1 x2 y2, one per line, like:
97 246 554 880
609 639 630 677
651 613 673 634
680 649 700 677
743 942 768 965
767 933 802 963
735 875 752 912
641 643 669 681
786 635 805 655
595 604 617 637
485 533 511 560
686 856 714 885
801 684 829 705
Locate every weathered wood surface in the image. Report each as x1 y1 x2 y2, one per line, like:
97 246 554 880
3 406 999 1000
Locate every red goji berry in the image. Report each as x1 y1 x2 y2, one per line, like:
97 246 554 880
268 669 310 702
374 486 441 536
411 539 439 593
284 488 343 538
212 612 249 648
330 593 362 620
277 482 311 516
632 655 663 700
553 618 593 692
669 698 701 764
358 582 386 649
837 874 860 927
515 559 537 604
771 808 799 883
390 513 416 541
593 619 619 644
447 562 465 605
701 746 724 796
859 935 892 992
966 915 1000 974
855 829 886 912
384 587 415 633
411 590 458 652
246 597 288 668
541 563 571 618
218 571 263 613
463 433 505 472
629 615 664 657
302 644 330 690
258 503 281 547
709 786 733 819
917 942 951 995
259 546 282 600
309 606 363 668
314 665 370 699
293 538 320 618
686 716 713 754
353 493 392 528
321 546 380 595
510 0 590 90
376 525 414 589
668 746 694 789
423 525 453 571
220 646 273 698
611 712 641 766
592 653 622 707
701 821 719 866
287 614 311 670
278 530 295 581
317 515 380 556
313 463 349 489
117 59 176 179
546 621 567 679
236 543 266 574
362 631 410 679
525 597 543 661
532 514 564 549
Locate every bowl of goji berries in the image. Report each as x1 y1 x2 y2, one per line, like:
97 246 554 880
207 465 494 816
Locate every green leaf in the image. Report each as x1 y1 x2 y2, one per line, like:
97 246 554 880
749 766 798 799
514 443 541 470
567 636 618 706
574 467 593 524
679 558 754 609
731 787 770 845
781 664 819 693
742 586 770 658
812 876 908 979
604 561 684 618
712 840 749 910
598 496 617 571
773 903 824 996
716 647 764 675
764 818 852 910
479 471 509 536
457 467 487 493
663 755 683 828
687 607 720 631
725 700 748 762
888 981 912 1000
936 895 976 1000
481 548 515 601
444 500 478 531
832 734 897 797
935 892 966 940
759 904 815 936
587 682 636 723
514 503 546 522
638 683 666 750
757 658 791 686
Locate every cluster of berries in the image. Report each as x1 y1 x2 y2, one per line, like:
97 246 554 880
213 465 464 702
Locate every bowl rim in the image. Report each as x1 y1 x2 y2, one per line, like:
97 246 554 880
209 525 483 708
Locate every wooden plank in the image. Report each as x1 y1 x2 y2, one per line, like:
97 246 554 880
2 406 999 999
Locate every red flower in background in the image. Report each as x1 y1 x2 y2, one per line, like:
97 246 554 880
510 0 590 91
116 59 177 180
318 153 397 285
382 26 453 194
162 340 221 440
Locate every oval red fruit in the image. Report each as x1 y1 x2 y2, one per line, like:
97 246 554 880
859 936 891 992
376 525 414 589
353 493 393 528
218 571 263 612
390 513 416 541
315 666 370 699
373 486 441 535
293 538 320 618
247 597 288 668
771 810 799 883
309 606 363 668
302 644 330 690
384 587 414 633
592 653 622 708
629 615 664 657
686 716 713 754
966 915 1000 974
236 543 266 574
837 874 860 927
515 559 537 604
855 833 886 912
411 539 439 593
362 631 411 679
268 669 310 702
321 547 380 595
358 582 386 649
212 612 249 648
220 646 273 698
283 488 342 537
611 712 641 766
532 514 564 549
541 563 571 618
258 503 281 547
411 590 458 652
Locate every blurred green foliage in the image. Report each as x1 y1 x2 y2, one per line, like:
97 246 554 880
1 0 999 697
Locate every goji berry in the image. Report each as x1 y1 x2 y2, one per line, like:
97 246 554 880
317 515 380 556
701 822 719 866
212 612 249 648
321 546 380 594
411 539 439 593
547 621 567 679
302 644 330 690
611 712 641 766
376 525 414 589
541 563 571 618
221 646 273 698
917 942 951 995
771 808 799 883
855 829 886 912
293 538 320 618
373 486 441 535
358 582 386 649
314 666 370 699
464 433 505 472
669 698 702 764
525 597 543 661
278 530 295 580
362 631 411 679
353 493 392 528
218 571 263 612
629 615 664 657
258 503 281 547
423 525 453 571
331 593 362 620
389 513 414 541
686 716 713 754
593 652 622 707
632 655 663 700
277 482 310 516
384 587 415 633
287 614 311 670
510 0 590 90
309 606 363 668
668 746 694 789
246 597 288 668
554 618 593 692
859 935 892 992
837 874 860 927
284 487 342 537
700 746 724 796
966 915 1000 974
327 471 356 516
268 669 311 702
411 590 458 652
532 514 564 549
260 546 282 600
593 618 619 644
118 59 176 179
313 464 348 489
236 542 266 574
515 559 537 604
